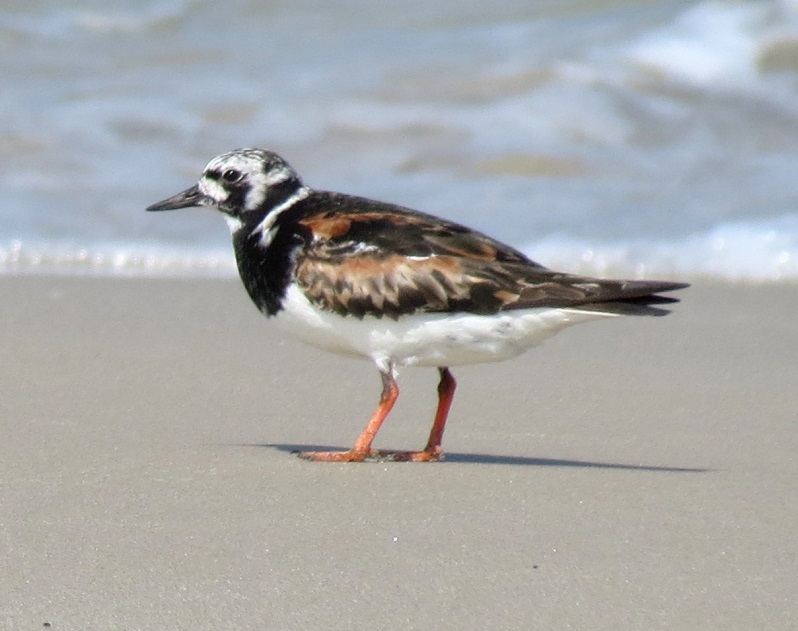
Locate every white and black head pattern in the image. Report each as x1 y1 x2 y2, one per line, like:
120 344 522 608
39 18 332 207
199 148 304 217
146 148 310 234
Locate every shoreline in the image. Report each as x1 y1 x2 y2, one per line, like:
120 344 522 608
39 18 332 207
1 275 795 629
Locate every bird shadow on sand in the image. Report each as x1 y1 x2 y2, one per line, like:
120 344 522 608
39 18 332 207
250 443 708 472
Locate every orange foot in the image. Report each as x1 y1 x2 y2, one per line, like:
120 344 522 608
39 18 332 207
297 448 444 463
297 450 373 462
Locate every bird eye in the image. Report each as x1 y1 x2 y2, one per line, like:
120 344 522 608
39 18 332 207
222 169 242 183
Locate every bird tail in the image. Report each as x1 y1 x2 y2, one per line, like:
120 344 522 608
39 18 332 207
570 281 690 317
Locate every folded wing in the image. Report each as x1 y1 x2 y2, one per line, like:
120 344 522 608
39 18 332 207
295 200 688 319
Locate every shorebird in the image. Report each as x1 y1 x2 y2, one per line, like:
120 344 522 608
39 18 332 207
147 148 688 462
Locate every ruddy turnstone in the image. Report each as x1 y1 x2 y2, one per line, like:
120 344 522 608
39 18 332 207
147 148 688 462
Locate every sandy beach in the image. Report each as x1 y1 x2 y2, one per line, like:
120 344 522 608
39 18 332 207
1 275 795 630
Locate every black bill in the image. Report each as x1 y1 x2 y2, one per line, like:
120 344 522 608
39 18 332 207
146 184 208 211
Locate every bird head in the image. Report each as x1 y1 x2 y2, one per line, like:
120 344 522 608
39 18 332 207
146 148 304 224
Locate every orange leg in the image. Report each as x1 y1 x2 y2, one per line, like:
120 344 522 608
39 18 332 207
381 367 455 462
299 367 399 462
423 367 456 457
298 366 456 463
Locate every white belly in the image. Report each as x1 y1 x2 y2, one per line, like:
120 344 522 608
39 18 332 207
273 285 615 370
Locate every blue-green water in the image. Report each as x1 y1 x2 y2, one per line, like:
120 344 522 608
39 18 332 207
3 0 798 280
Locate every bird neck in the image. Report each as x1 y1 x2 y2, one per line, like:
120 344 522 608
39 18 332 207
231 184 309 317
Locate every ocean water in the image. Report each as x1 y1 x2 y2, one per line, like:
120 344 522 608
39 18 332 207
2 0 798 281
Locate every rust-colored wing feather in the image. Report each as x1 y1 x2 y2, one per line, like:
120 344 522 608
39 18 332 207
294 196 687 319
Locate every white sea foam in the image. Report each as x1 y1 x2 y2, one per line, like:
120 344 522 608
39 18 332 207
524 214 798 282
627 2 764 84
0 241 236 278
3 0 798 283
4 213 798 281
625 0 798 87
